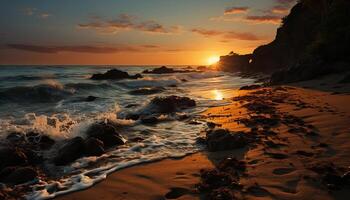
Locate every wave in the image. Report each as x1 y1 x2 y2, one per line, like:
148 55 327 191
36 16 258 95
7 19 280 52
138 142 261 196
0 82 74 103
65 82 114 90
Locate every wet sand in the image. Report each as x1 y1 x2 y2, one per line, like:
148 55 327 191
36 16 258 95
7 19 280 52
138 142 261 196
58 76 350 200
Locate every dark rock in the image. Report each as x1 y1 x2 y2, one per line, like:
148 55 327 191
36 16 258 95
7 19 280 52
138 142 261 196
125 114 140 121
85 96 98 102
91 69 142 80
54 137 85 166
0 148 27 169
6 132 25 144
198 169 235 190
206 129 248 152
129 87 164 95
218 157 246 173
85 122 126 148
209 188 235 200
140 116 158 124
149 96 196 113
164 187 190 199
239 85 262 90
84 138 105 157
143 66 197 74
1 167 38 185
26 132 55 150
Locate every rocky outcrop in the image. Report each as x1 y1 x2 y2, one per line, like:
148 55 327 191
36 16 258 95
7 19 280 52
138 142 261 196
206 129 248 152
219 0 350 82
149 96 196 113
91 69 142 80
129 87 164 95
143 66 198 74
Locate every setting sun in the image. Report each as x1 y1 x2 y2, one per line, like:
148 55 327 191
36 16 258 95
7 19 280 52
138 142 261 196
207 56 220 65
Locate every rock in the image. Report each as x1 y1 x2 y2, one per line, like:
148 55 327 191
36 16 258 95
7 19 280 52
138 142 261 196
239 85 262 90
143 66 197 74
206 129 248 152
198 169 235 190
209 188 235 200
339 74 350 84
140 116 158 124
26 132 55 150
0 167 38 185
149 96 196 113
164 187 190 199
90 69 142 80
54 137 85 166
84 138 105 157
85 96 98 102
86 122 126 148
6 132 25 144
129 87 164 95
0 148 27 169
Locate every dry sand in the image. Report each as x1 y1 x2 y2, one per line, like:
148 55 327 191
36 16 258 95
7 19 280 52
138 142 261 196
58 76 350 200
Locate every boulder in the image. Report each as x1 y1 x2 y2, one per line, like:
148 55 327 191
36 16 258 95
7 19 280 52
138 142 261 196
0 148 27 169
0 167 38 185
84 138 105 157
54 137 85 166
26 132 55 150
143 66 197 74
86 123 126 148
149 96 196 113
206 129 248 152
129 87 164 95
239 85 262 90
85 96 98 102
140 116 158 124
6 132 25 144
91 69 142 80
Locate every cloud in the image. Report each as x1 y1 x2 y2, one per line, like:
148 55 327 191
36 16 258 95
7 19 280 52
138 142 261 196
245 15 282 24
78 14 181 34
191 28 262 41
22 7 51 19
191 28 222 37
5 44 166 54
224 7 249 15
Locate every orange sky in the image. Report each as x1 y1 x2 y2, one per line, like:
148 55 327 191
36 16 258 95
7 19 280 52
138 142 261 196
0 0 296 65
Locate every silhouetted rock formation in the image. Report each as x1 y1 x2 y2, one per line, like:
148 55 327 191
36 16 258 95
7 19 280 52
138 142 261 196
143 66 198 74
91 69 142 80
219 0 350 82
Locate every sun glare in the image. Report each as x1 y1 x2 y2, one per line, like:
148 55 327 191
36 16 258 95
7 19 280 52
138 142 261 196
207 56 220 65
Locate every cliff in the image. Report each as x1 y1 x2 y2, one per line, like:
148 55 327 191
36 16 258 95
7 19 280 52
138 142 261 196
219 0 350 82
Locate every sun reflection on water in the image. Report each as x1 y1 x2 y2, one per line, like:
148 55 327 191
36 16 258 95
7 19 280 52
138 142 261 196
212 89 224 100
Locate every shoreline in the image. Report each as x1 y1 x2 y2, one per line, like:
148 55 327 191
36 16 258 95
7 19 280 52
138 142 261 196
56 74 350 200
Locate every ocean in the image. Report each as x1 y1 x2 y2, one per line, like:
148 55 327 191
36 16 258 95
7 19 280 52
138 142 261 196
0 65 255 199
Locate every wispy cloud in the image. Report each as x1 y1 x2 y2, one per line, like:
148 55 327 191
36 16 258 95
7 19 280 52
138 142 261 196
224 7 249 15
21 7 51 19
78 14 182 34
245 15 282 24
191 28 263 41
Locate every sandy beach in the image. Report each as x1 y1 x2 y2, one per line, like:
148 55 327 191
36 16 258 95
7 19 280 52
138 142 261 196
56 75 350 200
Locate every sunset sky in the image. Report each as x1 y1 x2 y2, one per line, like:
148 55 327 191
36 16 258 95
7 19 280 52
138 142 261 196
0 0 296 65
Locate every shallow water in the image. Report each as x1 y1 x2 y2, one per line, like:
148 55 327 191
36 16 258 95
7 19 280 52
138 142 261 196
0 65 255 199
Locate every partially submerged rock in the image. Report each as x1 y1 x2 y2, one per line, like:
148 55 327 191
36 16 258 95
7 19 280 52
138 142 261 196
143 66 197 74
239 85 262 90
54 137 85 166
129 87 164 95
91 69 142 80
84 138 105 157
85 122 126 148
0 147 28 169
206 129 248 152
149 95 196 113
0 167 38 185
